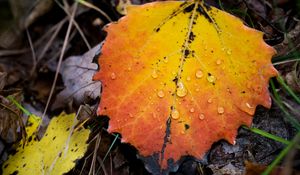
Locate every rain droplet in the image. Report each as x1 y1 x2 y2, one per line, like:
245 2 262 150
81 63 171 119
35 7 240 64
195 88 200 92
216 59 222 65
226 49 232 55
186 76 191 81
110 72 116 80
129 113 134 118
199 113 205 120
127 67 132 71
207 98 213 103
163 57 168 63
246 102 254 109
151 70 158 79
218 107 224 114
152 113 157 118
207 75 216 83
172 71 176 75
176 81 187 97
157 90 165 98
190 108 195 113
171 109 180 120
195 70 203 78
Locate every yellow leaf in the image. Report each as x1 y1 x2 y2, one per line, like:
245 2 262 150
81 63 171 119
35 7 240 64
2 112 90 175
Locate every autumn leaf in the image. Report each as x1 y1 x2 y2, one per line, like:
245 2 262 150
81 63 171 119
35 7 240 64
93 0 277 170
2 113 90 175
52 44 101 110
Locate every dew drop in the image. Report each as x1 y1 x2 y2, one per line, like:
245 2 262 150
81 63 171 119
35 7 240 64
195 70 203 78
152 113 157 118
127 67 132 71
186 76 191 81
207 75 216 83
195 88 200 92
199 113 205 120
218 107 224 114
110 72 116 80
176 81 187 97
151 70 158 79
207 98 213 103
246 102 254 109
171 109 180 120
129 113 134 118
226 49 232 55
216 59 222 65
157 90 165 98
190 108 195 113
163 57 168 63
172 71 176 75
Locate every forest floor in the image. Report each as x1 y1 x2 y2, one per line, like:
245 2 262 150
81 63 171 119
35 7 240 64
0 0 300 175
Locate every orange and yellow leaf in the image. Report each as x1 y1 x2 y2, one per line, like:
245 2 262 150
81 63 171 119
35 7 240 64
93 0 277 169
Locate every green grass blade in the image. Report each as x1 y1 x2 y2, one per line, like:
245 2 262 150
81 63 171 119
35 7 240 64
276 76 300 104
243 126 300 149
7 95 31 116
270 79 300 130
262 132 300 175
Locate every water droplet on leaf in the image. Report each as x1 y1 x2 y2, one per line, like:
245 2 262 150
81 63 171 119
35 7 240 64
218 107 224 114
195 70 203 78
157 90 165 98
171 109 180 120
199 114 205 120
164 57 168 63
151 70 158 79
176 81 187 97
246 102 253 108
110 72 116 80
226 49 232 55
207 75 216 83
190 108 195 113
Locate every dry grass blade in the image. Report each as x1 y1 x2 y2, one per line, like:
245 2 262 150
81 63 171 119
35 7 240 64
55 0 92 50
76 0 112 22
37 17 68 62
39 2 78 130
88 133 101 175
26 29 37 76
0 49 29 57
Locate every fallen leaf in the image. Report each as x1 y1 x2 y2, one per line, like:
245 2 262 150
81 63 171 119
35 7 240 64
93 0 277 170
2 112 90 175
52 44 102 110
